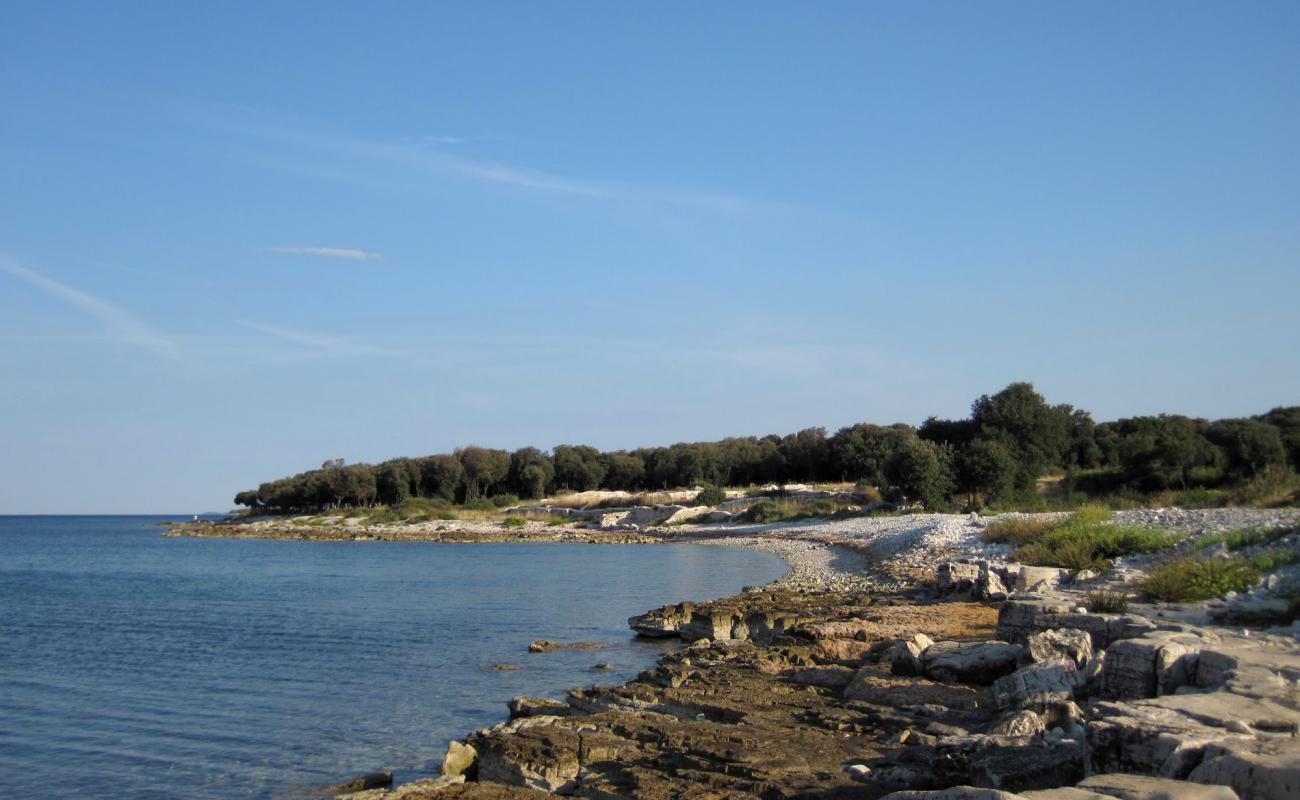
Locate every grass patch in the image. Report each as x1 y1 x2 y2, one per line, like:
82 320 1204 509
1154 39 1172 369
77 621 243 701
983 516 1053 547
1140 556 1262 602
1247 546 1300 572
1198 526 1292 552
502 517 526 529
1083 588 1131 613
745 497 850 524
1010 506 1182 571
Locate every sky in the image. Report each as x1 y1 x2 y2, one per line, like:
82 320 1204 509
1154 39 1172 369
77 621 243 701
2 2 1298 513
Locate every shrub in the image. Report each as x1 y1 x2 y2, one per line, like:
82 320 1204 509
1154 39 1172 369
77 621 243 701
436 512 457 520
1011 507 1182 570
983 516 1052 546
1248 546 1300 572
695 487 728 507
747 500 782 523
1140 556 1262 602
492 494 521 508
502 516 526 529
806 499 837 517
1084 588 1131 613
1198 526 1291 551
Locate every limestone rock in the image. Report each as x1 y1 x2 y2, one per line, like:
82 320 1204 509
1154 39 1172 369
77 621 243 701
441 741 477 778
1189 741 1300 800
507 696 570 719
988 709 1045 737
890 633 937 677
938 562 982 595
1016 566 1069 592
1077 772 1239 799
923 640 1025 684
879 788 1025 799
1102 636 1200 699
326 771 392 793
991 659 1080 710
1026 628 1093 669
628 602 693 637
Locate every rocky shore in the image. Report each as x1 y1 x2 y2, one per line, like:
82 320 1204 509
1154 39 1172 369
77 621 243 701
174 508 1300 799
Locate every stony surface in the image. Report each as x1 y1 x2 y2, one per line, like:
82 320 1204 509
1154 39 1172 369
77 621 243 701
187 504 1300 800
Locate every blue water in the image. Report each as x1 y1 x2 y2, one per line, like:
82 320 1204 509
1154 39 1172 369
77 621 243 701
0 516 786 799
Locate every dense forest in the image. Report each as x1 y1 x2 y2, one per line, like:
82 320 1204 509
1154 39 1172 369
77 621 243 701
235 383 1300 514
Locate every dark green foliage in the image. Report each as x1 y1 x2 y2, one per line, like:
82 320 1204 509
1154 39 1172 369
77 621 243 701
235 383 1300 515
553 444 608 491
1141 556 1262 602
458 446 510 501
695 487 727 507
502 516 526 529
970 382 1074 490
958 438 1019 506
509 447 554 499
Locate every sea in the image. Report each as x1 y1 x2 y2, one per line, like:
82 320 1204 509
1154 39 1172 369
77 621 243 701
0 515 787 799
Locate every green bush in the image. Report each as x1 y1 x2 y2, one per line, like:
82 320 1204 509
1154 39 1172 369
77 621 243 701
1248 546 1300 572
983 516 1052 546
1198 526 1291 551
747 500 782 523
695 487 727 507
502 516 526 529
492 494 521 508
1012 507 1182 570
1140 556 1262 602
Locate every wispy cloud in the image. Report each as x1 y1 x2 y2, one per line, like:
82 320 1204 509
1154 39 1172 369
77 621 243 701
187 104 785 214
0 255 179 360
266 246 384 261
238 319 401 358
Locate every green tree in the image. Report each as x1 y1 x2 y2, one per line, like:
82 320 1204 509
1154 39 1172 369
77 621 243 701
553 444 608 491
970 382 1071 489
458 446 511 500
509 447 555 499
957 438 1019 506
418 454 464 501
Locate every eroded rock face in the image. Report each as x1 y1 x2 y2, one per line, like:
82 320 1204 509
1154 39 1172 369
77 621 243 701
1026 628 1093 669
991 659 1080 711
1101 634 1201 700
1077 772 1241 799
923 641 1025 685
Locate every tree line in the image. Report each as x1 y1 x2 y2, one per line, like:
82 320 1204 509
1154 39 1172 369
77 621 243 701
235 383 1300 513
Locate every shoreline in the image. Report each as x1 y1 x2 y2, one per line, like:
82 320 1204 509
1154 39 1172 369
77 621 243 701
170 510 1300 799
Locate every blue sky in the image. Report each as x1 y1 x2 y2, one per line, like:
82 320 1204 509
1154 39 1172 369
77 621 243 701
2 2 1298 513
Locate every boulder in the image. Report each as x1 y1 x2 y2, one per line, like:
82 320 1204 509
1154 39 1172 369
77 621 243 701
1026 628 1093 669
977 566 1010 601
1016 566 1069 592
889 633 936 677
938 562 982 595
1102 635 1200 699
991 659 1080 711
441 740 477 778
880 789 1024 799
507 696 571 719
923 641 1025 684
1076 772 1239 799
325 771 393 793
628 602 693 637
988 709 1046 737
1189 741 1300 800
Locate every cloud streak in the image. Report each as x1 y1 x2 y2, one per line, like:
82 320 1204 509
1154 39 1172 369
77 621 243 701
188 105 784 214
0 255 179 360
239 319 401 358
266 246 384 261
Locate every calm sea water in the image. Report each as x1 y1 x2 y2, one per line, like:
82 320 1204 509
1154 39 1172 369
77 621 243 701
0 516 786 799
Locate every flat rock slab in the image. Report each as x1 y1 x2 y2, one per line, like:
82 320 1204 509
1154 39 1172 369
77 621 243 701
1077 772 1239 800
